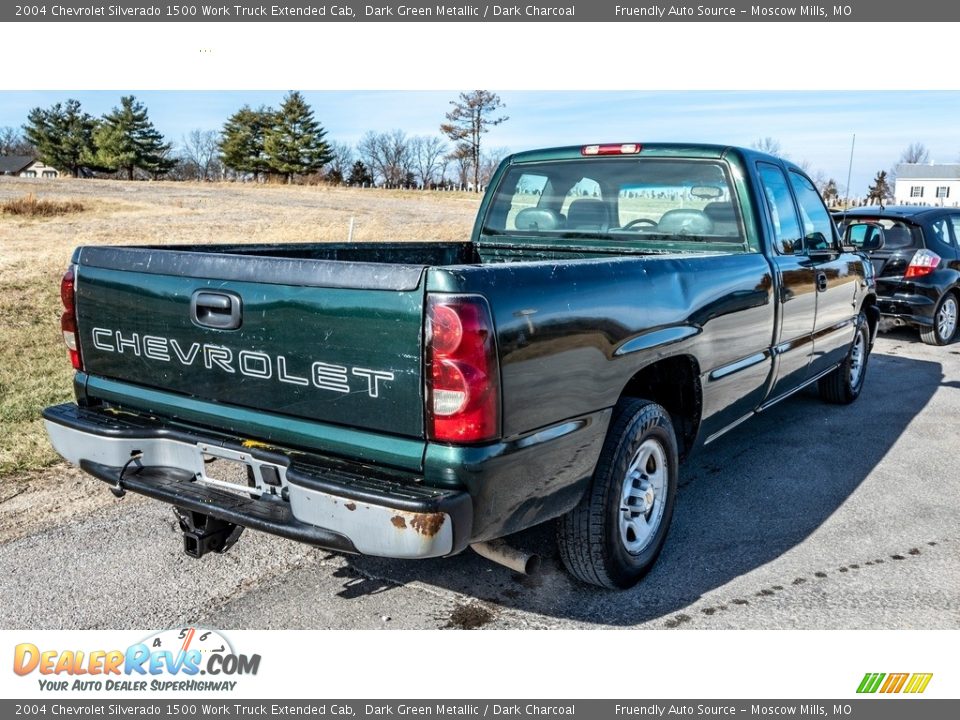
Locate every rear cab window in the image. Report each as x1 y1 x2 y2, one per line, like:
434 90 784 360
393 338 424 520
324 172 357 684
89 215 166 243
482 157 754 253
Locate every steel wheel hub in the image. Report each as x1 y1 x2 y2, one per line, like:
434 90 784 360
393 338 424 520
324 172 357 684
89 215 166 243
619 438 667 555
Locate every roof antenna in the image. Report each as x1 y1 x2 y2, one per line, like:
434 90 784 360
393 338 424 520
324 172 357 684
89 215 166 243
843 133 856 224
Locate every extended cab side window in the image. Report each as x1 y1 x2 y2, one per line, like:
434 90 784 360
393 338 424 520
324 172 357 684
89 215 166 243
757 163 803 254
788 171 835 252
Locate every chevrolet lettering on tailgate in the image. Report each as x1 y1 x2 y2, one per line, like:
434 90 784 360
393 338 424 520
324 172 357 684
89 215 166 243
90 327 395 398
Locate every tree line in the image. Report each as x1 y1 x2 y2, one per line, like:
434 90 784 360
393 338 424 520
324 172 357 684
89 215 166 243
7 95 939 204
3 90 509 191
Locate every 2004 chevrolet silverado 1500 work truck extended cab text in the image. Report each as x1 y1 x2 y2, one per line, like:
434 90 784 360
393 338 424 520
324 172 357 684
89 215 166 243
44 144 879 588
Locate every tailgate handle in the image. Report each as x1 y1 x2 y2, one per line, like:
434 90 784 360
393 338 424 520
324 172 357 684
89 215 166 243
191 291 242 330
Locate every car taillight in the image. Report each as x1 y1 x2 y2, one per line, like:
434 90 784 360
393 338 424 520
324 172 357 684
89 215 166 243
60 265 82 370
904 249 941 279
581 143 642 156
425 295 500 443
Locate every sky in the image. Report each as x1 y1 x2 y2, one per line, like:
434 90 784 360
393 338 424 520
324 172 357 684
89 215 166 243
1 90 958 194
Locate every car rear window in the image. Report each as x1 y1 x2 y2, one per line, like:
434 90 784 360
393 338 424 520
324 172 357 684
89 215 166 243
847 218 922 250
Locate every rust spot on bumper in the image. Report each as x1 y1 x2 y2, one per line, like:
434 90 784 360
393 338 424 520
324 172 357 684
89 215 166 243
391 515 407 529
344 502 356 511
410 512 445 537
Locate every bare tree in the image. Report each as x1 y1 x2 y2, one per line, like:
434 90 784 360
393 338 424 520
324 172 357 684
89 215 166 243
441 91 508 192
889 142 931 189
410 135 447 189
900 142 930 164
0 126 33 156
358 129 413 187
479 146 509 188
437 153 452 188
809 169 828 193
356 131 382 184
751 137 782 157
180 129 221 181
448 145 473 190
325 141 354 184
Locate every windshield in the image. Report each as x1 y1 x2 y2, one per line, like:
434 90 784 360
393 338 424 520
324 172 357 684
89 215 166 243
482 157 749 251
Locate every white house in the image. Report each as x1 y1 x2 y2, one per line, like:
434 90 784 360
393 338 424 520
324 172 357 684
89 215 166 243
893 163 960 206
0 155 60 178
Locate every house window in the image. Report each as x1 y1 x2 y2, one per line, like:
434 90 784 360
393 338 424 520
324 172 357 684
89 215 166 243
936 186 950 199
910 186 924 198
22 170 36 178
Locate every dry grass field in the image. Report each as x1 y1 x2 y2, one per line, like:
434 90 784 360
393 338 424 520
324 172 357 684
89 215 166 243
0 176 480 480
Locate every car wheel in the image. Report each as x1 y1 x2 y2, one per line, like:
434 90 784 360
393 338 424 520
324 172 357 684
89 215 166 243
819 314 870 404
920 292 958 346
557 398 678 589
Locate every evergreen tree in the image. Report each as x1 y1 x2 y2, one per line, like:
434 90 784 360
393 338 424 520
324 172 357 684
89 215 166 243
219 105 273 180
867 171 892 205
347 160 373 186
92 96 174 180
263 91 331 182
22 99 96 178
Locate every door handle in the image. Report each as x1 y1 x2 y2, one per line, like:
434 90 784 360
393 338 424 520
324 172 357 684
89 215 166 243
191 290 242 330
816 272 828 293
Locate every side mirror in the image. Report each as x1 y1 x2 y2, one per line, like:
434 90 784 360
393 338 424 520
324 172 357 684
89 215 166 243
844 222 885 252
803 231 837 257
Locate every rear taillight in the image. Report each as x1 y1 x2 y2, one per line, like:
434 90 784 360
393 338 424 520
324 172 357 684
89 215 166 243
904 249 941 279
425 295 500 443
60 266 82 370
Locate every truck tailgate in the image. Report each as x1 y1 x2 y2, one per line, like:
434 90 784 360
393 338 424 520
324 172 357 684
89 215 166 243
74 247 426 439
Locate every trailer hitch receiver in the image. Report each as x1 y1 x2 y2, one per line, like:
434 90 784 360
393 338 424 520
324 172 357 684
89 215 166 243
174 507 244 558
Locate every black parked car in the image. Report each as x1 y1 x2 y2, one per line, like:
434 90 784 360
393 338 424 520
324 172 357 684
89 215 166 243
842 206 960 345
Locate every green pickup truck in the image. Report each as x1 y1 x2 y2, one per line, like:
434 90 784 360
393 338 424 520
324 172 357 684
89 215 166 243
44 143 879 589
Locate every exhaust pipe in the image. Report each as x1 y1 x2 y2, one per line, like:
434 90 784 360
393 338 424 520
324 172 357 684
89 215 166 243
471 539 541 575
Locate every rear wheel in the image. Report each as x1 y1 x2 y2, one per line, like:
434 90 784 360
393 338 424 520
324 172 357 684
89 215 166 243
557 399 678 589
819 315 870 404
920 292 958 346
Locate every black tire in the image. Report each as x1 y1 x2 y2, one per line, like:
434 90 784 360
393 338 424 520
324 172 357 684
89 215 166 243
557 398 678 589
919 292 958 346
819 315 870 404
